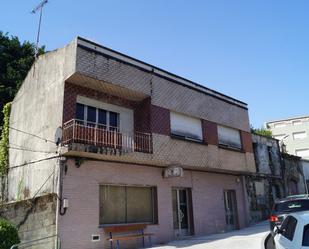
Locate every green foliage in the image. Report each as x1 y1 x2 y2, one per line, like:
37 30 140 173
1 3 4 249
0 103 11 176
251 125 272 138
0 31 45 126
0 218 20 249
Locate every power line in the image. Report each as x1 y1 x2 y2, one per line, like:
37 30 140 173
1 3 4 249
32 168 55 199
9 155 60 170
9 126 56 144
9 145 56 154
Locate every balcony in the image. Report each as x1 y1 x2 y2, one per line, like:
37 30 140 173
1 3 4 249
62 119 152 154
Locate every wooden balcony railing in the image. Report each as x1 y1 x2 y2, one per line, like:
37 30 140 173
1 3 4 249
62 119 152 154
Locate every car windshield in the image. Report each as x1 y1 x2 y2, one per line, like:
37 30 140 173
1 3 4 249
275 200 309 213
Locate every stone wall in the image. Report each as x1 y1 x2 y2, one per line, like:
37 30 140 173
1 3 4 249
282 154 306 195
0 194 57 249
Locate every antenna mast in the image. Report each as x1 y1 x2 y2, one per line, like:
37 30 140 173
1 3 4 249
31 0 48 58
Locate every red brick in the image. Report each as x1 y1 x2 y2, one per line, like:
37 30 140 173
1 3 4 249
241 131 253 153
151 105 170 135
202 120 218 145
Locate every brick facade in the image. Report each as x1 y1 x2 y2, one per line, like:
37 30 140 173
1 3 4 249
151 105 170 135
202 120 218 145
76 46 250 132
241 131 253 153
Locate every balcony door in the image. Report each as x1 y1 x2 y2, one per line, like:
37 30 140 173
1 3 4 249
172 188 193 237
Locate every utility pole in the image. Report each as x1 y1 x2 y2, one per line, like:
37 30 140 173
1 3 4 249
31 0 48 58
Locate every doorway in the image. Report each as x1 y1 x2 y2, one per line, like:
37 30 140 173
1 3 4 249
223 190 239 231
172 188 193 237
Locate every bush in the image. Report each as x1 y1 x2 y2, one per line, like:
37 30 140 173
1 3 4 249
0 218 20 249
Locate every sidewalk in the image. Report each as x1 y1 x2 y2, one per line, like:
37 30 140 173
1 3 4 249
151 222 269 249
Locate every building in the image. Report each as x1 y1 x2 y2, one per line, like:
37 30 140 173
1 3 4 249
266 116 309 159
3 37 256 249
246 134 284 223
246 134 307 224
281 153 306 196
301 159 309 190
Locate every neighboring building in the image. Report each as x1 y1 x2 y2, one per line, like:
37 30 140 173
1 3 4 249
246 134 307 224
266 116 309 159
281 153 306 196
246 134 284 223
301 159 309 191
4 37 256 248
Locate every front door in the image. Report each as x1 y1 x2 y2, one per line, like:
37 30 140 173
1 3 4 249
224 190 239 231
172 188 192 237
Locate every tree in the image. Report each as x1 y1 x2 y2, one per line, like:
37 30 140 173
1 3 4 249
0 218 20 249
0 32 45 126
251 125 272 138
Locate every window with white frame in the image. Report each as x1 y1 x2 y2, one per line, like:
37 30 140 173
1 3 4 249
293 131 307 140
274 122 286 128
99 185 157 224
292 120 302 125
295 149 309 158
76 103 119 131
218 125 242 149
170 112 203 141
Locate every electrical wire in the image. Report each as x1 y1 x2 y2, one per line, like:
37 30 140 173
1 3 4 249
9 145 56 154
32 168 55 200
9 126 56 144
9 155 60 170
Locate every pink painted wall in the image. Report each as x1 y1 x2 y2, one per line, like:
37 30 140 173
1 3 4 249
58 159 247 249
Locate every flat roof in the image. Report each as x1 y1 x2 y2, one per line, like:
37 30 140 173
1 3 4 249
76 37 248 109
266 115 309 125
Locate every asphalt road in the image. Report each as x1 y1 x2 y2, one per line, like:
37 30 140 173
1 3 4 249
151 222 269 249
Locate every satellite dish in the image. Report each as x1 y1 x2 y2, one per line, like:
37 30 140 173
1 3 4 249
54 126 63 146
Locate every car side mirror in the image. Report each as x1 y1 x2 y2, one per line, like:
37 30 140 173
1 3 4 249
275 226 283 235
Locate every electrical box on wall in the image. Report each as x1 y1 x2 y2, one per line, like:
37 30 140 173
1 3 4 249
92 235 100 241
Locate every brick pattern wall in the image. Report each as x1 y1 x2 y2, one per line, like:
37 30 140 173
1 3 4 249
202 120 218 145
76 47 152 96
241 131 253 153
75 47 251 132
63 82 138 123
134 97 151 133
151 105 170 135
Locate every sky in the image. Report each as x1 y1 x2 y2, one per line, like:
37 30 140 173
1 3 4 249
1 0 308 128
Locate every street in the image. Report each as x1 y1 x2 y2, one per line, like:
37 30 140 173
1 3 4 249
151 222 270 249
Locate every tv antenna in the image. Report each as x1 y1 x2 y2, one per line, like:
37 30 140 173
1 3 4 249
31 0 48 58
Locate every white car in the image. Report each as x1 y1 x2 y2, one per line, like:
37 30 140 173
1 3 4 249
274 211 309 249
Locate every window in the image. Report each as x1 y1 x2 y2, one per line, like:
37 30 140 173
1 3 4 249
293 120 302 125
218 125 241 149
293 131 307 140
295 149 309 158
99 185 157 225
268 146 274 166
274 122 286 128
170 112 202 141
75 103 119 130
273 134 286 140
302 224 309 246
281 216 297 241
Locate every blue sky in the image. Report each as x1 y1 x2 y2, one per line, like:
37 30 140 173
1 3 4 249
1 0 308 127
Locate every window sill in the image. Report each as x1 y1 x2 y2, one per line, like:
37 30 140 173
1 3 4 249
170 134 207 145
98 222 156 228
218 144 244 153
